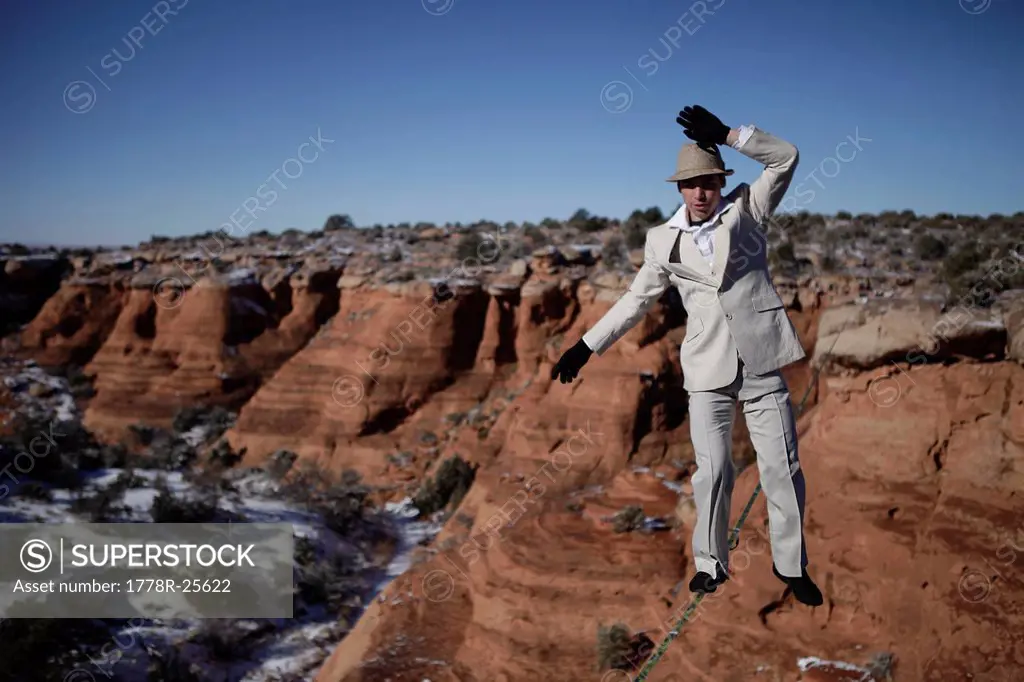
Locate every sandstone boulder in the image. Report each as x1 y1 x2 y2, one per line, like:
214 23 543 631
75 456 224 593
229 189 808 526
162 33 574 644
814 298 1006 370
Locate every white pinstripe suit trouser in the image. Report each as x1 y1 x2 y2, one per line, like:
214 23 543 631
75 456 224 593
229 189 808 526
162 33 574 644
687 356 808 579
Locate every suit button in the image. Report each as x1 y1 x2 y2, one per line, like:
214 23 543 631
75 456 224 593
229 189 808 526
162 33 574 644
725 313 733 320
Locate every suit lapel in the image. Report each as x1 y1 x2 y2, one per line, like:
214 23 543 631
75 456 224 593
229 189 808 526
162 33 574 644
675 232 715 284
653 205 739 288
710 205 740 285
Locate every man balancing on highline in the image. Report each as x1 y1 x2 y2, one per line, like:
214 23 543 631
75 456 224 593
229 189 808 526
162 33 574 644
551 105 823 606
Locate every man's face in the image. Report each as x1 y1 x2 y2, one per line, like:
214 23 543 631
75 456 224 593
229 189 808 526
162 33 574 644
678 174 724 222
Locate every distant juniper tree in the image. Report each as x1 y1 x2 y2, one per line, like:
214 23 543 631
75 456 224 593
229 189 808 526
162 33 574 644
569 208 609 233
323 214 355 231
622 206 665 250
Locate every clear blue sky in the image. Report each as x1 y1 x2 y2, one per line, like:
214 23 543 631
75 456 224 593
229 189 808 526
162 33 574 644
3 0 1022 247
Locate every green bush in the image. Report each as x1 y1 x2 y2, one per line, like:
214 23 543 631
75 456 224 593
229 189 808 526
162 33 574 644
150 476 219 523
612 505 646 533
0 415 85 490
283 466 372 536
413 455 477 517
69 479 129 521
188 619 249 662
0 619 114 682
455 232 484 262
523 225 548 247
596 623 654 672
145 647 203 681
914 233 947 261
602 234 627 268
293 534 359 615
597 623 633 671
171 405 235 441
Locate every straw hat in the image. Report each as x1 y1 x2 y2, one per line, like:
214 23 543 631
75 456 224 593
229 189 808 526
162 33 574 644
665 142 734 182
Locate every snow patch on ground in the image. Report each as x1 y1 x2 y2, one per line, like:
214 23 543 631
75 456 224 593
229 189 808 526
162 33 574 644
797 656 872 680
2 361 79 423
376 497 445 586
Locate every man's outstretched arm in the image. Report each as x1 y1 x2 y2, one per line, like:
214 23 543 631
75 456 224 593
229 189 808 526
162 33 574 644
581 233 669 355
551 233 669 383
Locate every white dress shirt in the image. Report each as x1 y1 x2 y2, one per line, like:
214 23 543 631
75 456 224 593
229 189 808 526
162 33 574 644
666 124 755 267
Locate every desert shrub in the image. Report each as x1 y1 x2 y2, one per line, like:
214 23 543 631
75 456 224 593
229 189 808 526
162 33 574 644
189 619 249 662
172 405 235 442
412 455 476 517
914 233 947 261
612 505 646 533
835 210 852 220
128 423 158 446
768 241 797 271
380 245 403 263
142 429 198 471
601 234 627 269
568 208 610 233
623 222 647 251
843 222 870 239
150 476 219 523
444 411 466 426
866 651 897 681
16 481 52 501
523 225 548 247
0 618 113 682
942 242 987 279
266 449 299 479
293 535 358 614
621 207 663 251
206 439 246 468
597 623 633 670
113 468 148 489
938 242 996 305
0 415 84 490
283 466 372 536
65 366 97 399
595 623 654 672
69 477 130 521
455 231 484 262
319 480 370 535
101 443 130 468
323 214 355 231
146 646 203 681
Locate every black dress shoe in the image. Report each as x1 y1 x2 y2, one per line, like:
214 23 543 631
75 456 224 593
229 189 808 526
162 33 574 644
772 564 823 606
688 571 727 594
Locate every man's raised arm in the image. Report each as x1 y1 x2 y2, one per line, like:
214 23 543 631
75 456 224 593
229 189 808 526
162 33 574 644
726 125 799 225
675 106 798 226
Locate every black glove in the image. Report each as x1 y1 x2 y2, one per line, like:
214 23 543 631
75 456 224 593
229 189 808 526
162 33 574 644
676 105 730 147
551 338 592 384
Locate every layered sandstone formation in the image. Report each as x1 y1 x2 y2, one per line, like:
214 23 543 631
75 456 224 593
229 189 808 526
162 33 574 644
17 279 128 366
78 262 342 441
